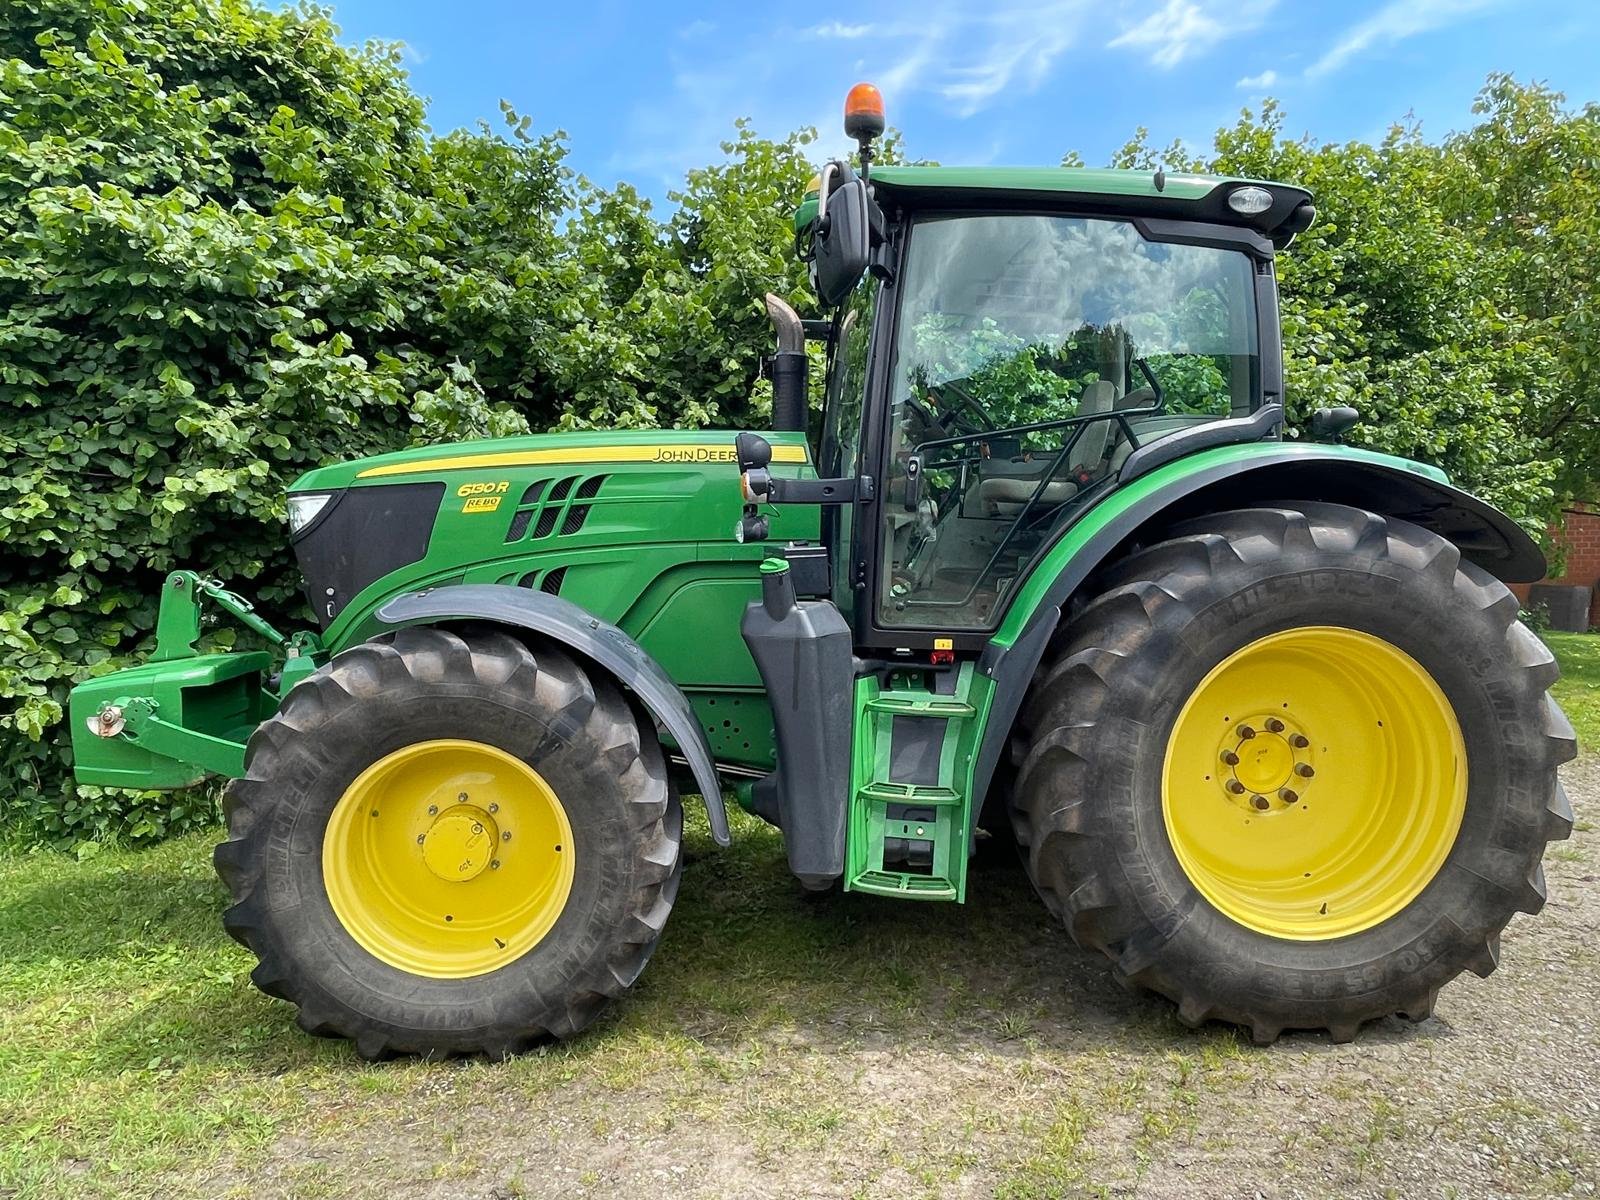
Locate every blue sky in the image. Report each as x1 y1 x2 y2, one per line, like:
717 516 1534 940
325 0 1600 204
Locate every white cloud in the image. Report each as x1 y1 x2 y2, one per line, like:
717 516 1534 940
1236 69 1278 89
679 19 716 40
848 2 1094 118
938 13 1083 115
1108 0 1275 69
807 21 875 39
1308 0 1498 78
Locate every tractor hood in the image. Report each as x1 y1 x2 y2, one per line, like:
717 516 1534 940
289 428 811 493
283 428 816 636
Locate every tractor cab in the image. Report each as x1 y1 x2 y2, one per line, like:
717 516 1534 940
816 176 1304 648
748 85 1314 655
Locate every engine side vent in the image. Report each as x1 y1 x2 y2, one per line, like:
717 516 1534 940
504 474 608 544
506 509 534 542
503 479 550 544
539 566 567 595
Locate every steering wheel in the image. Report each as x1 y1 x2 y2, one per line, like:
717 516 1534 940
930 380 997 436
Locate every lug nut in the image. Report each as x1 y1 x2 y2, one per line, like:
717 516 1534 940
416 834 426 845
1279 788 1299 804
1290 734 1310 749
427 804 438 816
1237 725 1256 740
501 830 512 842
490 860 501 870
1221 750 1240 766
1251 795 1270 811
488 803 499 814
458 792 468 803
1295 763 1315 779
1226 779 1247 795
1265 718 1285 733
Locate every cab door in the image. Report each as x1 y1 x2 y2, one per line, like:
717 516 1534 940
816 275 878 615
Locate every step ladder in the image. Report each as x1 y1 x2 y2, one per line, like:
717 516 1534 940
846 662 981 902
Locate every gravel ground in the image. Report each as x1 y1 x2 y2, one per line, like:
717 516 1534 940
198 757 1599 1200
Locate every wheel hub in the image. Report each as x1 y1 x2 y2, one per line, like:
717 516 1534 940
421 804 500 882
1217 713 1314 812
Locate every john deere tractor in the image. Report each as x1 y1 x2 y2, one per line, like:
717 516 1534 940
69 84 1574 1056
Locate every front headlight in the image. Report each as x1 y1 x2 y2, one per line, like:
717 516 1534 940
287 492 334 535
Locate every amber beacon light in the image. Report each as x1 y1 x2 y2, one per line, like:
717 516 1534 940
844 82 885 142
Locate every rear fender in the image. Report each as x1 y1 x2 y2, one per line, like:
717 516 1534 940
969 443 1545 817
372 584 731 845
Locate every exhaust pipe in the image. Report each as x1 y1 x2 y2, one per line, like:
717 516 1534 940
764 293 808 433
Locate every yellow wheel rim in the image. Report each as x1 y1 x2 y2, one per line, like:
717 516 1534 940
323 739 575 978
1161 627 1467 940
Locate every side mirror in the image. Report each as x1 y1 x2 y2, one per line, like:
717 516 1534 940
811 173 870 307
1308 406 1360 442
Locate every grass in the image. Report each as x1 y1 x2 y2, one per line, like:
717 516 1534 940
0 810 1155 1199
1547 631 1600 747
0 633 1594 1198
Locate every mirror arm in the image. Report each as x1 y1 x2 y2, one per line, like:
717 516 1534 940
766 475 874 506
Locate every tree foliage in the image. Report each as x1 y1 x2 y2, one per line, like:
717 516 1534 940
1 0 1594 846
1095 83 1599 523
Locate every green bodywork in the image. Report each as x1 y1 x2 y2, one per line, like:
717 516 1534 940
73 430 818 789
67 424 1460 904
295 428 817 678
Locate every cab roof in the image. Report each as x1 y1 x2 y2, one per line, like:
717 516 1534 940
798 165 1315 247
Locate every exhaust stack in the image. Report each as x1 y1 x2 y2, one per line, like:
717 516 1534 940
764 293 808 432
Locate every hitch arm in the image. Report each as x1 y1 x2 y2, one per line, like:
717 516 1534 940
153 570 310 661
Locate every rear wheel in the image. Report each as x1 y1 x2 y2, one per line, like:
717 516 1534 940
1012 503 1575 1043
215 626 681 1058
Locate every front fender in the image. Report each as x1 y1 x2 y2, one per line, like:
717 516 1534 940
969 442 1545 817
372 584 730 846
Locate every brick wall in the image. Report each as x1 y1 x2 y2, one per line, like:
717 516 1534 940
1510 503 1600 628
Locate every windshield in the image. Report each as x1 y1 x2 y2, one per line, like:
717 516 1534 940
878 213 1260 630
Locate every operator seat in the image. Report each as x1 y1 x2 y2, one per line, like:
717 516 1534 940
978 379 1117 515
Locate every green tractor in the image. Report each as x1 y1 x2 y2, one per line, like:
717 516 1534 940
69 84 1574 1056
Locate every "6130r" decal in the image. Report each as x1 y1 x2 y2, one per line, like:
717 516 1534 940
458 480 510 513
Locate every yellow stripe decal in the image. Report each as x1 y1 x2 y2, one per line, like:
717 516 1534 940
356 442 809 479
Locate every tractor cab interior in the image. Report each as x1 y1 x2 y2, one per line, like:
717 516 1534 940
871 212 1263 631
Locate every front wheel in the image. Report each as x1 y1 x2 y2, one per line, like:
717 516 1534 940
1012 503 1575 1043
215 626 681 1059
